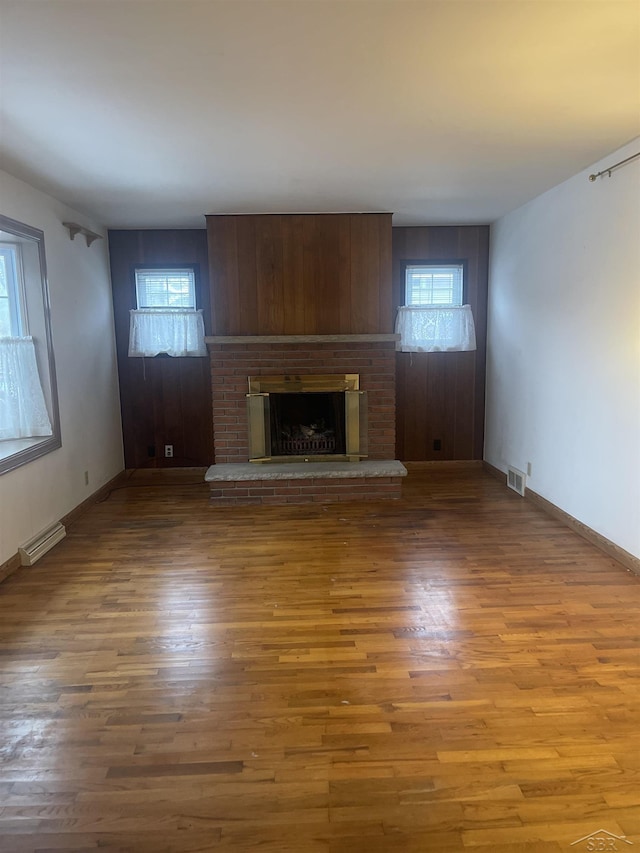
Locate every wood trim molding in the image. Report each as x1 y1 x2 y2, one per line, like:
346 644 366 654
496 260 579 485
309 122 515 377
525 488 640 576
0 552 22 585
483 460 506 482
1 470 127 586
405 460 483 470
206 334 399 344
60 470 127 530
482 461 640 576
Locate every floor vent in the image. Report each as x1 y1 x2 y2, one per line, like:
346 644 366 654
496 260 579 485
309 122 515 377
507 467 526 497
18 522 66 566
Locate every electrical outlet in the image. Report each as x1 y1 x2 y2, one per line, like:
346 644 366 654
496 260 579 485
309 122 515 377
165 444 173 458
433 439 442 451
84 470 89 486
527 462 532 477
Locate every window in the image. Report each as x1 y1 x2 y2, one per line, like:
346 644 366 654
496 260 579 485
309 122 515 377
405 264 464 306
0 243 26 336
135 268 196 310
0 215 60 475
396 261 476 353
128 266 206 358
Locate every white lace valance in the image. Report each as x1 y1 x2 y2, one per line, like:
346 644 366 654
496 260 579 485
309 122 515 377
0 336 53 440
395 305 477 353
128 309 207 357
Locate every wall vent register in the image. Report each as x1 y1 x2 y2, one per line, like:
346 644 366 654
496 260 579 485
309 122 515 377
507 466 527 496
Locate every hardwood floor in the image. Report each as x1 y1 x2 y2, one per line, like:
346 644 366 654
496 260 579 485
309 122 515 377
0 468 638 852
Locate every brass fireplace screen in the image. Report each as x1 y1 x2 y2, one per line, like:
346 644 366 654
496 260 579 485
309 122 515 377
247 374 368 463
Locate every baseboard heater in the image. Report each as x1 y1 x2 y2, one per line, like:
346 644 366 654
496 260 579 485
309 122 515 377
18 521 66 566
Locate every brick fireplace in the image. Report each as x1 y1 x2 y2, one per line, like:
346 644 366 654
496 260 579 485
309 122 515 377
206 334 406 504
204 212 405 504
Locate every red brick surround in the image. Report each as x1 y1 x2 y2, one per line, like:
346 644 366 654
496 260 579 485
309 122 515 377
209 340 396 464
208 476 403 506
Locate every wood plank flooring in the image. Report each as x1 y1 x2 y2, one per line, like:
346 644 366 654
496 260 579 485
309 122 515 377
0 468 638 852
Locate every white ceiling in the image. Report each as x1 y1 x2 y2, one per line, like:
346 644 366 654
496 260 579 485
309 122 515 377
1 0 639 229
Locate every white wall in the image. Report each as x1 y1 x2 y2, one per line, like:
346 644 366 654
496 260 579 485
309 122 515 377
0 170 123 564
485 138 640 559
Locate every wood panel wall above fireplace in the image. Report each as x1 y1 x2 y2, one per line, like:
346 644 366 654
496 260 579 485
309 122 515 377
206 213 393 336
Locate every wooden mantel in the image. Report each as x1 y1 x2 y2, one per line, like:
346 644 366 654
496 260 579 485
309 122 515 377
205 334 399 344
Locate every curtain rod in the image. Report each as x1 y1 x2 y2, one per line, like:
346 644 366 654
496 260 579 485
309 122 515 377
588 151 640 182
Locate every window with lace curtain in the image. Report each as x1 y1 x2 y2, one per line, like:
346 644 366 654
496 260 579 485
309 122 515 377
0 244 26 336
396 262 476 352
0 240 53 443
128 267 207 357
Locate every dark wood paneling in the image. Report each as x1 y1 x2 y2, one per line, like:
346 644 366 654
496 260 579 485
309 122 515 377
393 226 489 461
208 217 239 336
378 215 393 333
350 214 379 333
236 217 259 334
281 215 306 332
108 230 213 469
256 215 285 334
207 213 392 335
301 215 322 334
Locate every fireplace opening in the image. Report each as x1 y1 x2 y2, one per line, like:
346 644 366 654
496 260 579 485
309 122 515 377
246 373 367 463
270 392 345 457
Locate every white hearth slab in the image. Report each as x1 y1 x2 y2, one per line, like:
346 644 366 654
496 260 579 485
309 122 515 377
205 460 407 482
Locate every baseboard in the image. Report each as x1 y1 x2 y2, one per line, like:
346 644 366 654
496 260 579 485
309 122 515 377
525 488 640 576
0 552 22 585
404 460 483 470
60 469 127 529
482 461 640 576
0 469 127 586
482 460 506 482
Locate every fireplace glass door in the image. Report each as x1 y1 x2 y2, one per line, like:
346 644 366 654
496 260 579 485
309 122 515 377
247 374 367 463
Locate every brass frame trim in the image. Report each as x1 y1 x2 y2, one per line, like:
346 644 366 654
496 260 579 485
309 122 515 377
248 374 359 394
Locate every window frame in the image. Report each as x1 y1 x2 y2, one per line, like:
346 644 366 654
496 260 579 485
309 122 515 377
0 214 61 476
401 259 468 308
133 265 198 311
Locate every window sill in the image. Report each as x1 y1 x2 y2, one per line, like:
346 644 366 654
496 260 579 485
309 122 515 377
0 437 47 464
